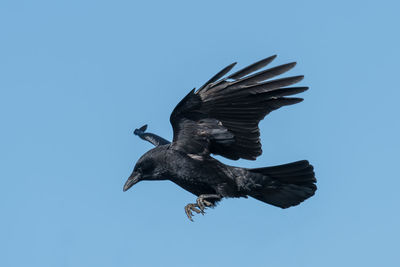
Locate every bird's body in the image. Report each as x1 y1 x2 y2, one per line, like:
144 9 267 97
141 145 242 198
136 144 316 211
124 55 317 221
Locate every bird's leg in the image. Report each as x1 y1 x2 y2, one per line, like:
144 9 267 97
196 194 222 213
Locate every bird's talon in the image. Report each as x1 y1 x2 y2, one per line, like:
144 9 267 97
204 200 213 207
196 197 214 213
185 203 202 221
191 206 202 214
196 198 205 212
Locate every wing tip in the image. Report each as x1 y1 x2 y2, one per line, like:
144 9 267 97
229 62 238 68
134 124 148 135
261 54 278 65
290 97 304 104
291 75 304 84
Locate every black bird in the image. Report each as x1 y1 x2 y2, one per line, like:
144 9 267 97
123 55 316 221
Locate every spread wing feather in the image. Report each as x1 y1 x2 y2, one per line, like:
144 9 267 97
170 55 308 160
134 124 171 146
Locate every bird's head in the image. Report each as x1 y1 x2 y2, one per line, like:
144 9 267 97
123 149 166 192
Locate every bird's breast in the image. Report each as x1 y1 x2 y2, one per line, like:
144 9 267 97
163 150 239 197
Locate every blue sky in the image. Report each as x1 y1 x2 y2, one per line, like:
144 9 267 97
1 1 399 266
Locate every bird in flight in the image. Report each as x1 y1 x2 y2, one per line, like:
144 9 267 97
123 55 317 221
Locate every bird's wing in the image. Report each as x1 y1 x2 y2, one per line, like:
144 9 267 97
170 55 307 160
134 124 171 146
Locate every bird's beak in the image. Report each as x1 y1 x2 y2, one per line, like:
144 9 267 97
123 172 141 192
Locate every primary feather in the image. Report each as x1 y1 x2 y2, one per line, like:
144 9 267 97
170 55 308 160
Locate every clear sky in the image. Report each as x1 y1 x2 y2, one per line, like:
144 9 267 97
1 1 399 266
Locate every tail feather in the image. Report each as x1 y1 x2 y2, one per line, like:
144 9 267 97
248 160 317 208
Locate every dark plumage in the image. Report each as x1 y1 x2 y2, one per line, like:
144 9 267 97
133 124 170 146
123 55 317 221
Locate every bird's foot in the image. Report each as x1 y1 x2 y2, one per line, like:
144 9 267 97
184 194 222 221
184 203 204 222
196 196 214 212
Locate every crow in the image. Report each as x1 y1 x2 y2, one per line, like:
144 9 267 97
123 55 317 221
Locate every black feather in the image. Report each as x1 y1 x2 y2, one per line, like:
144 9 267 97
198 62 237 92
126 56 316 221
227 55 277 80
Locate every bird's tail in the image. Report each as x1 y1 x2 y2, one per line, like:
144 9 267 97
246 160 317 208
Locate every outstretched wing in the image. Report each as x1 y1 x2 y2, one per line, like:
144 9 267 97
134 124 170 146
170 55 308 160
